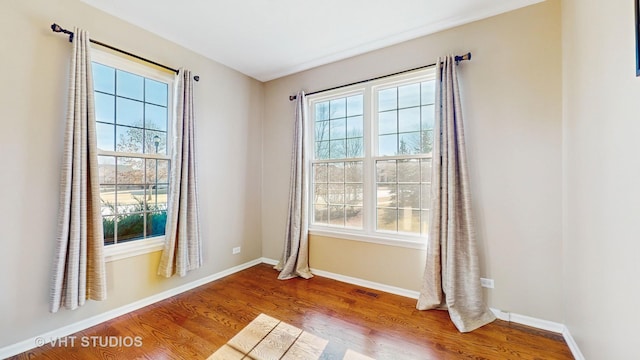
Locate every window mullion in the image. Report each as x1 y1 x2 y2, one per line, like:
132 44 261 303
363 86 374 236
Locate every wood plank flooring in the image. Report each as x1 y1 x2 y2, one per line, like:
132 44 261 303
10 263 573 359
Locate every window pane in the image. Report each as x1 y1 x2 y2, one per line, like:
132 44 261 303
329 140 346 159
103 216 115 245
421 105 435 129
421 210 430 235
378 111 397 135
328 162 344 183
399 132 420 155
329 98 346 119
315 121 330 142
421 130 434 154
346 95 363 116
376 160 396 182
147 184 168 211
398 83 420 108
398 184 420 209
316 102 330 121
314 184 328 204
345 184 363 206
329 205 345 226
378 88 397 111
145 159 156 183
346 206 363 228
158 160 170 183
398 108 421 133
146 130 167 155
328 184 344 204
377 208 397 232
145 79 168 106
116 70 143 100
147 211 167 237
346 116 363 138
398 209 420 234
314 204 328 224
95 93 115 124
145 104 167 131
116 185 145 214
346 138 363 158
116 97 144 127
376 184 397 208
330 118 346 139
314 163 328 183
117 213 144 243
117 157 144 184
345 162 363 182
421 184 431 209
398 159 420 182
316 141 329 159
98 156 116 184
421 158 432 182
421 80 436 105
93 63 115 94
96 123 115 152
378 134 397 156
328 184 343 205
99 185 116 215
116 126 143 153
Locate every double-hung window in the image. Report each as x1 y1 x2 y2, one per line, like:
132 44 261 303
91 50 174 257
309 69 435 248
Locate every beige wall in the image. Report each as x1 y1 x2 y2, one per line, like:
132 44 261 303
562 0 640 358
263 0 563 322
0 0 263 347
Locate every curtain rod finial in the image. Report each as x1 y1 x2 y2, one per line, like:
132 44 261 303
51 23 73 42
455 52 472 64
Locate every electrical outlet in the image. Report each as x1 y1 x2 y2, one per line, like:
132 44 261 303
480 278 494 289
232 247 241 255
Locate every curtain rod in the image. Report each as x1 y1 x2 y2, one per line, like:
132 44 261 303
288 52 471 101
51 23 200 82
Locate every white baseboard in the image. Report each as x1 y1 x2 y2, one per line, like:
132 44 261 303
488 309 565 334
562 326 585 360
311 269 421 299
261 257 278 266
0 258 263 359
268 259 584 360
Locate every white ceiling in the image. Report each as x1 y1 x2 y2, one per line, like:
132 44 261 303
81 0 543 82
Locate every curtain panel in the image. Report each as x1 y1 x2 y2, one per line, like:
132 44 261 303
50 28 106 313
417 55 495 332
158 69 202 278
275 90 313 280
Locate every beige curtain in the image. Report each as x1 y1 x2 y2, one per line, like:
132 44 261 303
417 55 495 332
50 28 106 313
158 69 202 278
275 91 313 280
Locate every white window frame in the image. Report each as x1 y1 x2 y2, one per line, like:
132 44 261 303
91 48 175 262
307 68 435 250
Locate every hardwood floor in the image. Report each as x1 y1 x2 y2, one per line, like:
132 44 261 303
11 263 573 359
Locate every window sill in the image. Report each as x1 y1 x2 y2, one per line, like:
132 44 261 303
104 237 165 262
308 228 427 250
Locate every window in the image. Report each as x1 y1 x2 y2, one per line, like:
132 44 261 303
91 50 174 251
309 69 435 247
312 94 364 229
